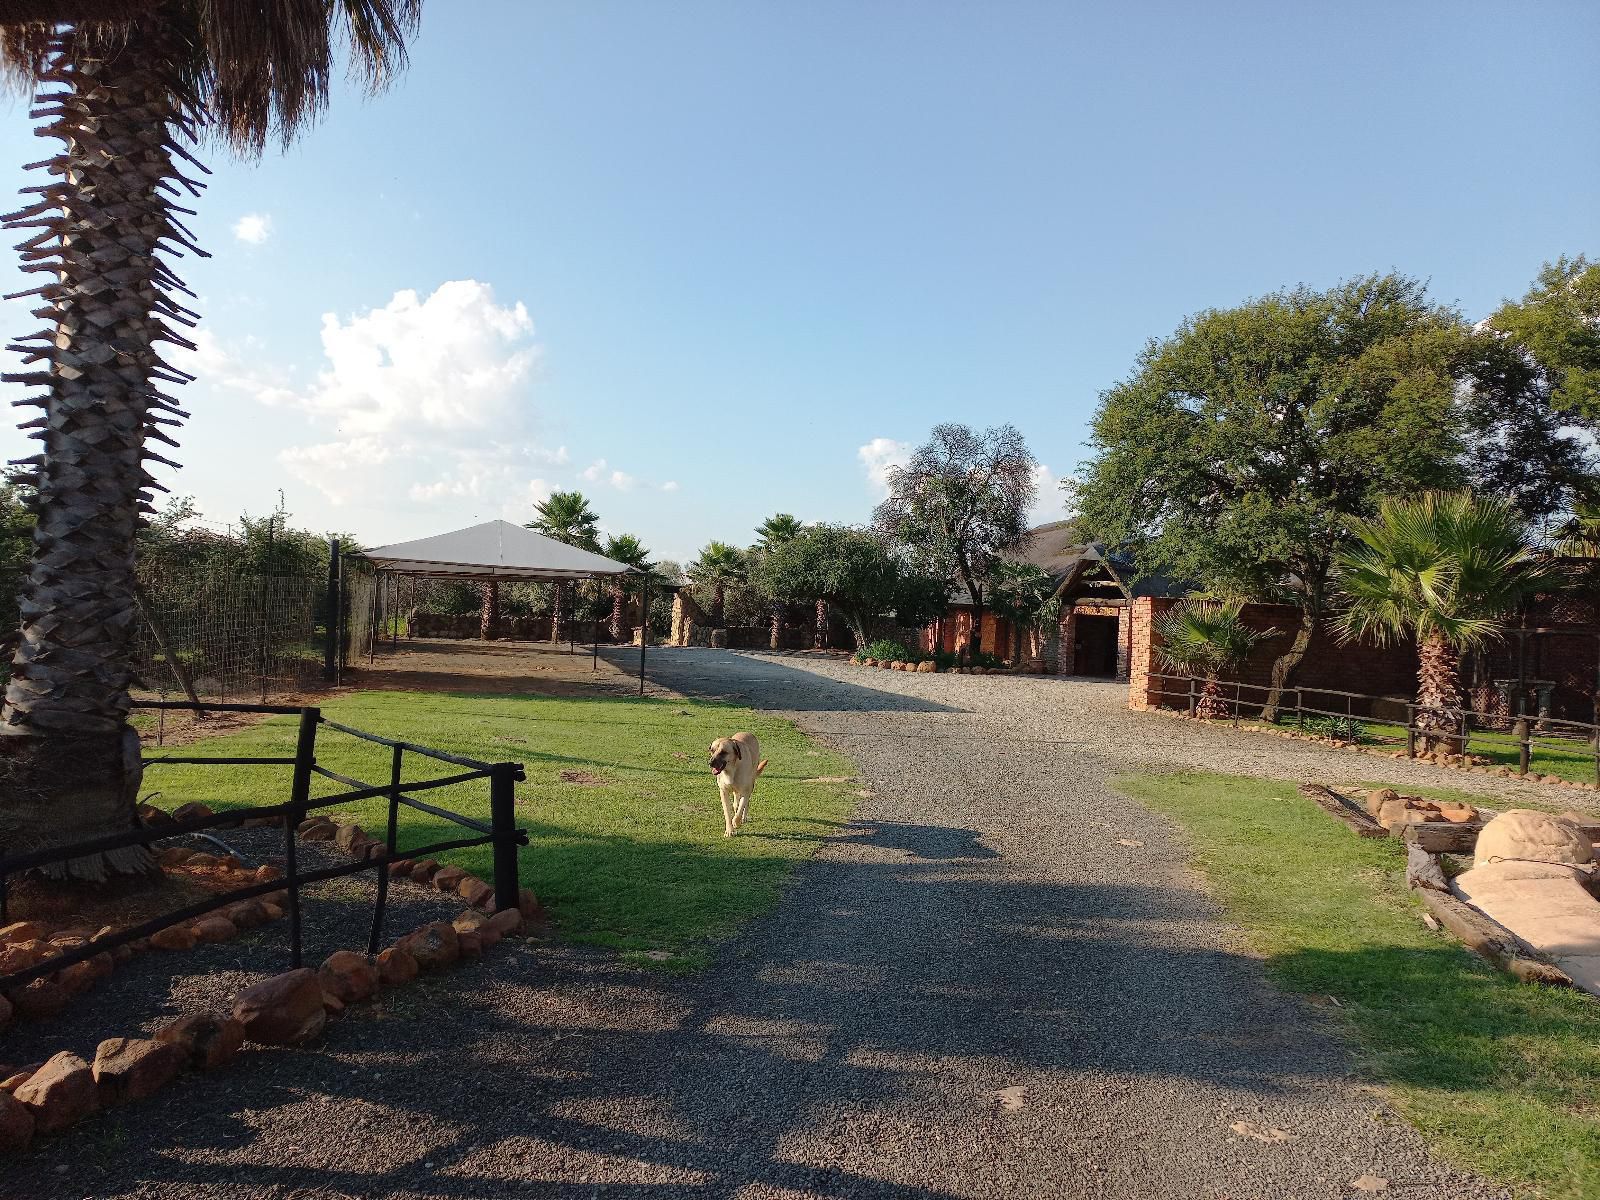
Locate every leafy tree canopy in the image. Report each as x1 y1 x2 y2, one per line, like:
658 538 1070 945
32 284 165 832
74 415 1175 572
873 423 1036 655
1489 255 1600 424
752 523 937 648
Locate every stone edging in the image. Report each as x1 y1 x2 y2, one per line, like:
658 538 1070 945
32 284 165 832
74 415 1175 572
0 809 544 1156
1141 705 1600 793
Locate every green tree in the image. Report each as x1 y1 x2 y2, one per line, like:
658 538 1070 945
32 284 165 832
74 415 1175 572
986 560 1057 665
1333 492 1549 753
0 3 420 879
527 490 601 641
1489 256 1600 424
1074 274 1471 720
1153 599 1274 720
688 541 748 627
753 513 803 648
754 524 914 650
600 533 652 641
873 423 1037 659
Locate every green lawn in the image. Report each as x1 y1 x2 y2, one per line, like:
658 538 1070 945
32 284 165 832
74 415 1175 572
1117 771 1600 1200
141 690 859 969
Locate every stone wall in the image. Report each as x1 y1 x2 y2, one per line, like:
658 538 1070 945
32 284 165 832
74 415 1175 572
407 612 555 641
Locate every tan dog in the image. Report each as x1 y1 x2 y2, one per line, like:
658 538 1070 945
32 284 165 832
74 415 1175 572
708 732 767 836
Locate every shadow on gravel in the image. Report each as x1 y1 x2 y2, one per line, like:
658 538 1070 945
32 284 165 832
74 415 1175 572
831 820 1000 860
27 844 1366 1200
604 646 966 715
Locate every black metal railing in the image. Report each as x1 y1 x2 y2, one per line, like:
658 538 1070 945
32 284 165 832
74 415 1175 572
1144 671 1600 785
0 701 527 991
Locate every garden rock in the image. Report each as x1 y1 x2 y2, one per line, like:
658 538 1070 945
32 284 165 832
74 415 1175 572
9 978 67 1020
0 1091 32 1152
432 865 468 893
171 802 214 823
150 925 197 951
376 945 418 985
410 859 441 882
398 921 459 971
318 951 379 1004
486 909 523 938
15 1051 95 1134
333 823 366 854
192 917 238 944
457 876 493 907
92 1037 184 1105
232 968 326 1046
0 921 44 944
300 823 336 843
156 1013 245 1070
917 660 936 672
1476 810 1593 868
457 931 483 957
0 995 11 1030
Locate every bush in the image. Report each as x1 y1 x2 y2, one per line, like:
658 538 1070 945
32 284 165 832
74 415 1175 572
857 638 914 664
1296 714 1369 743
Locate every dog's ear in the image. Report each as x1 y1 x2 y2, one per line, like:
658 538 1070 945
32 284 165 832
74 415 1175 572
730 741 741 759
708 740 719 753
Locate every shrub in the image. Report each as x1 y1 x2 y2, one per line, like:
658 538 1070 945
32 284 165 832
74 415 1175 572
857 638 914 664
1297 715 1369 743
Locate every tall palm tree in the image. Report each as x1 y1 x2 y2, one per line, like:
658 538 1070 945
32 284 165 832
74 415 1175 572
688 541 746 628
1154 599 1272 720
1334 492 1550 753
601 533 651 641
754 512 801 648
0 3 420 880
527 490 599 642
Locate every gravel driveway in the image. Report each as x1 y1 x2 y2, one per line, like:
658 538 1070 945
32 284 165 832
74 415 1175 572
22 649 1518 1199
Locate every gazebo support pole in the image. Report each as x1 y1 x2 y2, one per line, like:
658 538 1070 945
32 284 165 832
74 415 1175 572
592 589 599 672
639 574 649 696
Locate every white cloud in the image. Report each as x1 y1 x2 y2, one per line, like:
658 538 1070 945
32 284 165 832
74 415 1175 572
858 437 911 499
580 457 642 492
232 213 272 245
1027 463 1064 528
660 480 680 492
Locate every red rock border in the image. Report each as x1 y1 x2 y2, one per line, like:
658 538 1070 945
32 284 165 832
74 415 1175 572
0 806 545 1156
1144 705 1600 793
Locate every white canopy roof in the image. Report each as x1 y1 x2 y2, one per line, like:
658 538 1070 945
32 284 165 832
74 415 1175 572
362 520 635 581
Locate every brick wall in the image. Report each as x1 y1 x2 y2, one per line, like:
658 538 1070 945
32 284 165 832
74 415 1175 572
1128 597 1420 715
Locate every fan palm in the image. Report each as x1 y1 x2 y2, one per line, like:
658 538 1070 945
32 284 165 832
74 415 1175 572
1154 599 1272 720
754 513 801 648
688 541 747 628
1334 492 1550 753
601 533 651 641
527 490 600 642
0 2 420 880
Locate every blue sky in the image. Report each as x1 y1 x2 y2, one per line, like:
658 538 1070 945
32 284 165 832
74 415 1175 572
2 1 1597 563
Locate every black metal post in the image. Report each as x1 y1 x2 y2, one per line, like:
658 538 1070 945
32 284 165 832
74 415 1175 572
490 765 519 914
1405 703 1416 758
390 574 399 653
285 706 320 969
323 538 340 682
1296 689 1304 730
593 614 599 672
1187 677 1196 716
1516 694 1531 775
368 743 403 954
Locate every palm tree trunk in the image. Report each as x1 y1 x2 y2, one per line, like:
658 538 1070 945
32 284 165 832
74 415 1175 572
1196 674 1228 720
712 583 725 627
479 581 499 640
550 582 565 644
1415 632 1463 754
0 29 201 881
769 600 783 650
609 584 625 642
814 598 827 648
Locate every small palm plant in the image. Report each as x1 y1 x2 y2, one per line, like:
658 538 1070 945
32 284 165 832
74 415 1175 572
688 541 748 627
1333 491 1549 753
601 534 652 641
754 513 803 648
1154 599 1271 720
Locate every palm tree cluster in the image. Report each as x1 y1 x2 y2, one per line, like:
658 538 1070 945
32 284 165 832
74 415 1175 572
525 491 654 644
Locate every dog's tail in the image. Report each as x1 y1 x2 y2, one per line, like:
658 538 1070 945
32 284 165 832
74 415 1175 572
756 759 768 777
